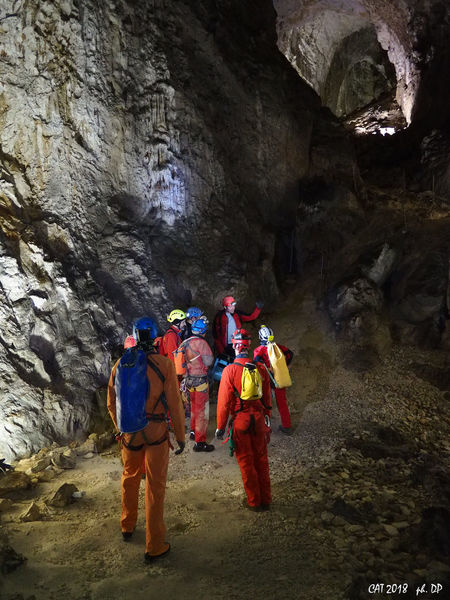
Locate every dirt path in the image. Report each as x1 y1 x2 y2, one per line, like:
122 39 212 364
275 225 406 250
2 287 449 600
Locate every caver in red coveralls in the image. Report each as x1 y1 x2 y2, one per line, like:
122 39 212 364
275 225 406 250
183 335 214 444
253 343 293 429
107 352 185 557
217 355 272 508
213 299 262 356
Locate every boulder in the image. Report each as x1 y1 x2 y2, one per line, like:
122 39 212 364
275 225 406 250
76 438 97 457
48 483 78 508
361 243 396 286
328 278 384 321
0 471 32 498
20 501 47 522
390 251 447 324
30 456 52 473
97 432 115 451
36 468 57 483
50 449 77 470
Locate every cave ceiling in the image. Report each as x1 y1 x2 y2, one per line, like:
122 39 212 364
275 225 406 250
273 0 449 131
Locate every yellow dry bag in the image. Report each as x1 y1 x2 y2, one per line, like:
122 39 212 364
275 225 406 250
239 363 263 400
267 342 292 388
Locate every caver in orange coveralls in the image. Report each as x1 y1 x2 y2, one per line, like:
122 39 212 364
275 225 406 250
159 309 186 363
107 351 185 557
217 350 272 509
159 325 183 363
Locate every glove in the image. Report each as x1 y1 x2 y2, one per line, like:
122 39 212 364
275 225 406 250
215 429 225 440
174 441 185 455
255 300 264 309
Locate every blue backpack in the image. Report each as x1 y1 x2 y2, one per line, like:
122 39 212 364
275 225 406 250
115 348 150 433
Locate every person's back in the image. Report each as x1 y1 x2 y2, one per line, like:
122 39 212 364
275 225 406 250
216 329 272 511
182 320 215 452
184 336 213 377
107 317 185 564
217 357 270 420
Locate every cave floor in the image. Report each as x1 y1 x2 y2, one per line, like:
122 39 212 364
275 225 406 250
2 288 450 600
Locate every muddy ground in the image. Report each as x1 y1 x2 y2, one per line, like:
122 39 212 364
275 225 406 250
1 287 449 600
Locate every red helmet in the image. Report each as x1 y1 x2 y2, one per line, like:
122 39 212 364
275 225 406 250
223 295 236 308
124 335 136 349
232 328 251 349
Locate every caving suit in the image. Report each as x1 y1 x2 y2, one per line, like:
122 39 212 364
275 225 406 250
107 351 185 556
217 355 272 508
182 336 214 442
159 325 182 363
253 343 293 429
213 306 261 356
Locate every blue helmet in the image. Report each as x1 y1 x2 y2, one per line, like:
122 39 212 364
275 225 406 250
186 306 203 319
191 319 207 335
132 317 158 341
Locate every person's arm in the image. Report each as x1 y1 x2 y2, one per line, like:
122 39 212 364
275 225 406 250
239 306 261 322
163 359 186 444
253 345 266 364
279 344 294 366
258 365 272 418
106 360 119 430
201 340 214 367
165 330 180 362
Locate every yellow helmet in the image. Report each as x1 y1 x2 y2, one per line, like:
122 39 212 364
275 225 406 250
167 309 186 323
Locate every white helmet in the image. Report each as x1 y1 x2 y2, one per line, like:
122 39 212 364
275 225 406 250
259 325 274 344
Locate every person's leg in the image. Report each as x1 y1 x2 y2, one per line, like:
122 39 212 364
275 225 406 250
190 398 196 437
120 445 144 533
274 387 291 429
144 440 170 556
252 416 272 506
191 387 209 443
234 414 261 507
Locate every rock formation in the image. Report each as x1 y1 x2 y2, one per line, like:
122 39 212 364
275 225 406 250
0 0 354 460
0 0 449 461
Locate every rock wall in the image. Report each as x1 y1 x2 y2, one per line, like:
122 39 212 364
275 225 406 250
323 26 396 118
0 0 352 460
274 0 450 127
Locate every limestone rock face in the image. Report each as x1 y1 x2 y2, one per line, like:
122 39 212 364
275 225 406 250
274 0 450 127
323 26 396 118
320 202 449 353
0 0 351 460
328 278 384 322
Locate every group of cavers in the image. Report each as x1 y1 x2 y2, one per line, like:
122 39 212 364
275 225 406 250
107 295 294 563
